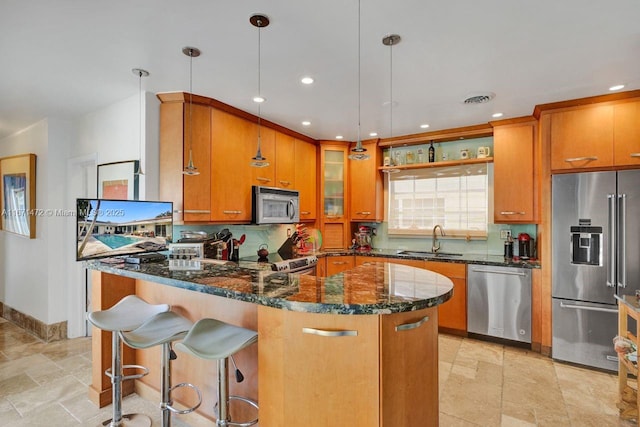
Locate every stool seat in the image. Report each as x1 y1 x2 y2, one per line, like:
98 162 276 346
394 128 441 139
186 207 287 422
88 295 170 332
175 319 258 360
120 311 193 349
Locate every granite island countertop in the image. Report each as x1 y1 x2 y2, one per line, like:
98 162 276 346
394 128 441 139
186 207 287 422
87 259 453 315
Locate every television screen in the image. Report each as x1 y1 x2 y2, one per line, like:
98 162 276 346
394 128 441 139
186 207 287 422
76 198 173 261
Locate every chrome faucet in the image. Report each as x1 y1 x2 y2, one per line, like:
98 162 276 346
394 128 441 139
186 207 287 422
432 225 445 253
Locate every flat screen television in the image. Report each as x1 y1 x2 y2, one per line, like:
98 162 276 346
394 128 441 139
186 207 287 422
76 198 173 261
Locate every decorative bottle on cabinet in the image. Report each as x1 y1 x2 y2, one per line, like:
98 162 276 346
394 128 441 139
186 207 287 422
428 141 435 163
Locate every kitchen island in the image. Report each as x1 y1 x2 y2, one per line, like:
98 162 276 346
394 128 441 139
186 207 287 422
87 259 453 426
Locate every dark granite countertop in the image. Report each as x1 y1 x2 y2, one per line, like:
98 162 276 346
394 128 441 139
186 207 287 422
86 259 453 315
321 248 541 269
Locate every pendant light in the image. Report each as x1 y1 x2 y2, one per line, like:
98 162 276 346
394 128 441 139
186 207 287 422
348 0 370 161
132 68 149 176
182 46 201 176
382 34 401 174
250 14 270 168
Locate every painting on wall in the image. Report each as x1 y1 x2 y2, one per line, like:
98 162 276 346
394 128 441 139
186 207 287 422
97 160 139 200
0 153 37 238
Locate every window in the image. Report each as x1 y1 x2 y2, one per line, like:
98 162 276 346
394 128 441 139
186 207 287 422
387 164 489 237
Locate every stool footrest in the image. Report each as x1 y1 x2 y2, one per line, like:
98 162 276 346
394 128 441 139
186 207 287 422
214 395 259 427
163 382 202 415
105 364 150 382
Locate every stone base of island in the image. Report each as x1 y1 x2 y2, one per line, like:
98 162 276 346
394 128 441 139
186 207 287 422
87 260 453 426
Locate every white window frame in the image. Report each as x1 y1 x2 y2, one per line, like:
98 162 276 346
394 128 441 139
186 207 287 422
386 163 490 238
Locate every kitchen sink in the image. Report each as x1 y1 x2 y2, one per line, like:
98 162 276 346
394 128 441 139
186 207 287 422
396 250 463 258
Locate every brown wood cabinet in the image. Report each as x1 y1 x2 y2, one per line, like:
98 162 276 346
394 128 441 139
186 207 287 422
614 100 640 167
319 142 350 249
324 255 355 276
159 92 318 224
549 104 614 171
294 139 317 221
258 305 438 427
425 260 467 333
492 118 538 223
349 140 384 222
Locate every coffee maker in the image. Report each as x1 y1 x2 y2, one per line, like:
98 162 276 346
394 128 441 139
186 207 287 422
517 233 535 260
353 226 374 251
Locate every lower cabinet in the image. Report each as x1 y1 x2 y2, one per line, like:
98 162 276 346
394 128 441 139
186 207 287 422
324 255 355 276
257 305 438 427
425 261 467 334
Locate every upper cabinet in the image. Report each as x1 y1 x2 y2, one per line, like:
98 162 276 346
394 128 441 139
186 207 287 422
547 97 640 172
158 93 318 224
319 142 350 249
614 100 640 167
492 118 538 223
349 140 383 222
294 139 317 221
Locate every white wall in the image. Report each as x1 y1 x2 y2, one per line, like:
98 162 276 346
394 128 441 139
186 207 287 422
0 91 160 334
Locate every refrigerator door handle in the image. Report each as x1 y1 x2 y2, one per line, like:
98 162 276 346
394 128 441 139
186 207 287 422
618 194 627 288
607 194 616 288
559 302 618 314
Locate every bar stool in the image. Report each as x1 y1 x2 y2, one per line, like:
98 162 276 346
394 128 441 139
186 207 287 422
175 318 258 427
120 311 202 427
87 295 170 427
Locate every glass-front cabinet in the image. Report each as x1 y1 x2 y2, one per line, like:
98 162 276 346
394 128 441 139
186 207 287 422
319 142 349 249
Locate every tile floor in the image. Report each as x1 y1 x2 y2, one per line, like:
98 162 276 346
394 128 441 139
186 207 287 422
0 317 635 426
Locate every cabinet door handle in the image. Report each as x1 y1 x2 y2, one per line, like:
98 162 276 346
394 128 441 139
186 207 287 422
331 261 347 265
222 210 242 214
300 211 311 215
256 177 271 183
325 215 340 219
279 180 291 186
395 315 430 332
356 211 372 215
499 211 526 215
183 209 211 214
564 156 598 163
302 327 358 337
630 153 640 158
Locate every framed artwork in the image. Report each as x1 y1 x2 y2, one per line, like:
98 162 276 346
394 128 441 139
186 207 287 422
97 160 139 200
0 153 37 238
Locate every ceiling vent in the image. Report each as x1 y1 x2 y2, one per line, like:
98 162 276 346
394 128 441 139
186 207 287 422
462 92 495 104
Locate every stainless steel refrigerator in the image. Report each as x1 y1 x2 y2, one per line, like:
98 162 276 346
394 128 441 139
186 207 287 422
552 170 640 371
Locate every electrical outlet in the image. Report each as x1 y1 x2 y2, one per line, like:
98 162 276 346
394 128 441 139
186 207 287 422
500 229 511 239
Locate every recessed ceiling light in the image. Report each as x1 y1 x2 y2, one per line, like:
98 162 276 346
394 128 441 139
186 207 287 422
420 124 430 129
609 84 625 91
302 121 311 126
369 132 378 137
301 76 314 85
492 112 504 118
335 135 344 140
253 96 265 103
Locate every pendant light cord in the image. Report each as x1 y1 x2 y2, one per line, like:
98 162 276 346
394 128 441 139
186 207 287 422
138 71 143 172
257 21 262 147
357 0 361 145
189 51 194 155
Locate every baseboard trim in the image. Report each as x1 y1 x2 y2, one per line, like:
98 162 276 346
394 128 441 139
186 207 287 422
0 301 67 342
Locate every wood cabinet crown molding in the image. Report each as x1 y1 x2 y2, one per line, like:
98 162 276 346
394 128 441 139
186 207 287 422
533 89 640 117
377 123 493 147
157 92 316 144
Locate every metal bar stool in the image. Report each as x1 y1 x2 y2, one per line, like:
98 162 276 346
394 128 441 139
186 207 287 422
175 318 258 427
87 295 170 427
120 311 202 427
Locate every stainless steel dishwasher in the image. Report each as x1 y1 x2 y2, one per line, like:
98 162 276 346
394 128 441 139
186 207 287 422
467 264 532 343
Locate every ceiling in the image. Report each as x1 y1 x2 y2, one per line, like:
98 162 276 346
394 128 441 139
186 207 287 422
1 0 639 142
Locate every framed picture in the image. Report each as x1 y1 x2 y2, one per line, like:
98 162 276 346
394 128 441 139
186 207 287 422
97 160 139 200
0 153 37 238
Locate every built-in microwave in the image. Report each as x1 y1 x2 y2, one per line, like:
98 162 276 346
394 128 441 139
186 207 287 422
251 186 300 225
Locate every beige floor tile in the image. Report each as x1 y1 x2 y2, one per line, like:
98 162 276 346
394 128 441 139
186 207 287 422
4 402 81 427
7 374 86 416
0 354 52 381
440 373 503 426
439 412 484 426
0 373 39 398
501 413 537 427
0 397 23 424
